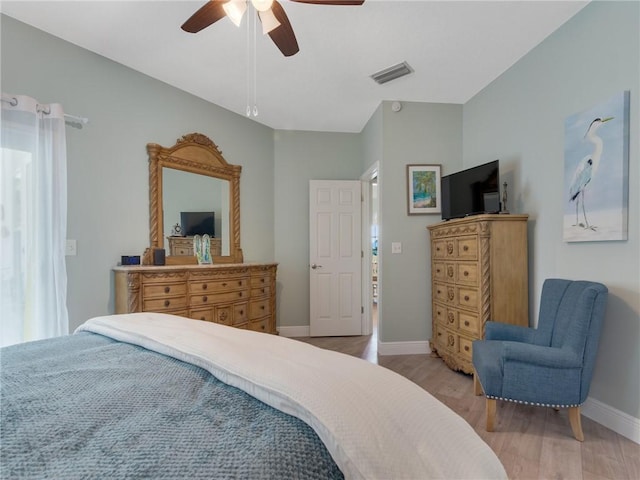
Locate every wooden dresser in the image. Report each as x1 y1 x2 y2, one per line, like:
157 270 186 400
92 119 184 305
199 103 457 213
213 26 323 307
114 263 277 334
166 236 222 257
427 214 528 374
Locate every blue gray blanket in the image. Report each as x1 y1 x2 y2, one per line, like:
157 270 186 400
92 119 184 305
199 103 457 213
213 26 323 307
0 332 343 479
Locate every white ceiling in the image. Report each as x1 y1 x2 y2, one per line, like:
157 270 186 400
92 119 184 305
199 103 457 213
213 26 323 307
1 0 588 133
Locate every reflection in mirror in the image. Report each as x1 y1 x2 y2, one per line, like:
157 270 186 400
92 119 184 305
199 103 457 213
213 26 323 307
163 168 230 256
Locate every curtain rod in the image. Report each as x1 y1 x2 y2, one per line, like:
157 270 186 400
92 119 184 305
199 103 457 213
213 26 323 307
1 94 89 126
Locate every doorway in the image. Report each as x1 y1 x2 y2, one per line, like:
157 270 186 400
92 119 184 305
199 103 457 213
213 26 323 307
360 162 379 338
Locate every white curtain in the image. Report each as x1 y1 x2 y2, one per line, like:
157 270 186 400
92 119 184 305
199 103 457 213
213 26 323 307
1 94 69 347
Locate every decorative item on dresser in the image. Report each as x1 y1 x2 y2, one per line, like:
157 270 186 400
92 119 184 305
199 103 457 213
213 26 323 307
114 263 277 334
427 214 529 374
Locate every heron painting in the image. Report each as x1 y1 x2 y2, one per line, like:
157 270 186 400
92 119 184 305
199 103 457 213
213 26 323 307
563 91 629 242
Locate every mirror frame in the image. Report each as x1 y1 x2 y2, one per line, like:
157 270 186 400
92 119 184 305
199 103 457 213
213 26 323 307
144 132 243 265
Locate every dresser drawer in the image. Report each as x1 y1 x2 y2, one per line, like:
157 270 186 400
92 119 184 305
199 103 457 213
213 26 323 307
250 274 271 288
190 277 248 294
190 289 247 306
434 304 457 329
457 287 479 311
249 299 271 320
458 311 481 337
434 323 457 353
142 282 187 299
190 308 213 322
456 236 478 259
458 336 473 362
233 302 248 325
143 296 188 312
250 285 270 298
432 240 448 259
434 282 456 304
456 263 478 285
248 318 268 333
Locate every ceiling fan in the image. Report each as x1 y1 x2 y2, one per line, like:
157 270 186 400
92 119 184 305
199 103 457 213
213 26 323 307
181 0 365 57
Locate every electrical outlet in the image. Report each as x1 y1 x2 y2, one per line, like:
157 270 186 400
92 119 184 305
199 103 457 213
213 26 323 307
391 242 402 254
65 239 77 256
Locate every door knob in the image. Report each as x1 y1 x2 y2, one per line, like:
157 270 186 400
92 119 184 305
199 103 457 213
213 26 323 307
311 264 323 269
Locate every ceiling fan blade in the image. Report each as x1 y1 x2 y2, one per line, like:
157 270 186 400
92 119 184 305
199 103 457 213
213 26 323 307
289 0 365 5
181 0 228 33
268 1 299 57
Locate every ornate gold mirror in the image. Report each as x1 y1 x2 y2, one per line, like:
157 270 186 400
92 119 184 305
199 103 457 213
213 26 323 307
143 133 243 265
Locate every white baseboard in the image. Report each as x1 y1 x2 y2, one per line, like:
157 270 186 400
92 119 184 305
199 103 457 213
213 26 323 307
278 325 310 338
378 340 431 356
582 397 640 444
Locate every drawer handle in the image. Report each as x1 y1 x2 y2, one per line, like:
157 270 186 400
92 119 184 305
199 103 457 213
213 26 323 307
261 278 265 283
437 289 442 295
261 305 265 310
222 282 227 287
464 345 470 352
200 316 205 321
261 288 265 294
164 300 170 307
436 247 441 252
238 281 243 286
260 324 265 330
437 309 442 316
464 271 469 277
238 292 243 298
463 245 469 252
202 296 208 302
239 310 244 315
464 295 470 301
202 284 208 290
436 268 441 274
447 312 455 324
164 286 170 294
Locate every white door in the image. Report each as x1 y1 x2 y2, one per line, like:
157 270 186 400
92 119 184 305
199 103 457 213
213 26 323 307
309 180 362 336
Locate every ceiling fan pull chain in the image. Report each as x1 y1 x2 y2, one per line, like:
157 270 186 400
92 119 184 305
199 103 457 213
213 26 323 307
252 6 258 117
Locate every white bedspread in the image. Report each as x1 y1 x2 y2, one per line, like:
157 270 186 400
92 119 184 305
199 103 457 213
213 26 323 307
77 313 506 480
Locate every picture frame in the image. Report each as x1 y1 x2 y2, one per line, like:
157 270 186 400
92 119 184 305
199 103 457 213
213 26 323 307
563 91 630 242
407 164 442 215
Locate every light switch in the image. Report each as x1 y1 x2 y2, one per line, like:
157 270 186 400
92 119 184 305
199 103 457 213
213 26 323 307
65 239 77 256
391 242 402 254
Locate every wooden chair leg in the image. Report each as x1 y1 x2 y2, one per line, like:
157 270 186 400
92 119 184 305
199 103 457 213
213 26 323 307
473 371 483 396
486 398 496 432
569 406 584 441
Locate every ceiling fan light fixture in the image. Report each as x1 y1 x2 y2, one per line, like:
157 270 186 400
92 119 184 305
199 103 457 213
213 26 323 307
223 0 247 27
370 61 414 85
251 0 274 13
258 9 281 35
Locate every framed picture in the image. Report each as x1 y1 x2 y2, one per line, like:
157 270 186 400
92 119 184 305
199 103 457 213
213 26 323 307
406 164 441 215
563 91 630 242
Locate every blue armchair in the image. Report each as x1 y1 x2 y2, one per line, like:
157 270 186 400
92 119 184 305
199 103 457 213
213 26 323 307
472 279 608 441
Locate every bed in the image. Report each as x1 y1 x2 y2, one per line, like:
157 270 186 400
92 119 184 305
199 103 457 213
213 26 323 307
1 313 507 479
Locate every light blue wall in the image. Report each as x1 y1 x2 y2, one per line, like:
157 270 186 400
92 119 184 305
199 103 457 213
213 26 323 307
273 130 363 328
463 1 639 419
377 101 462 343
1 15 275 331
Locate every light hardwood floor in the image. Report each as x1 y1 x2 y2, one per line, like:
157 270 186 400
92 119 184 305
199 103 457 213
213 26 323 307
294 319 639 480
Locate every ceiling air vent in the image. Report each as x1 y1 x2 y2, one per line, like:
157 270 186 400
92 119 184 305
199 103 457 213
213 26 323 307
370 61 414 85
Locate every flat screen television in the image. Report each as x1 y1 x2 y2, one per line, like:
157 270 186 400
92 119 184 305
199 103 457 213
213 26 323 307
180 211 215 237
441 160 500 220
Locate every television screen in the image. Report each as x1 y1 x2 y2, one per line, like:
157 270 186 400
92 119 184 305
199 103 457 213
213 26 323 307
180 211 215 237
441 160 500 220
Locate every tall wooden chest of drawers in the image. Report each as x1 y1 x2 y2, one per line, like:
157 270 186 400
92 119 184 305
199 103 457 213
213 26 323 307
427 214 528 374
114 263 277 334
